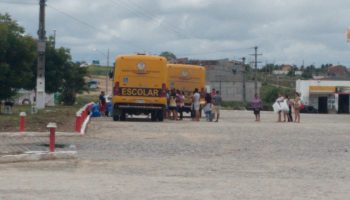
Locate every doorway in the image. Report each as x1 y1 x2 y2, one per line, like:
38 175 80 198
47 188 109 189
338 94 349 114
318 97 328 113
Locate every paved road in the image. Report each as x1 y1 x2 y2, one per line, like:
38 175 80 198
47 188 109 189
0 111 350 199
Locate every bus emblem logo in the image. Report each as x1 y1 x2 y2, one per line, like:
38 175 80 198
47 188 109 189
181 71 188 77
180 70 189 78
137 62 145 71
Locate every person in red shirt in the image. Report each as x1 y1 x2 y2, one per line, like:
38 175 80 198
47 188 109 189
99 91 107 116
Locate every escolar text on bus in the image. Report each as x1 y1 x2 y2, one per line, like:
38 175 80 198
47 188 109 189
120 88 161 97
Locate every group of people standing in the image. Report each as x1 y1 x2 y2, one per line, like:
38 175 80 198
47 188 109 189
99 88 302 123
166 89 185 120
274 92 302 123
249 92 303 123
166 88 222 122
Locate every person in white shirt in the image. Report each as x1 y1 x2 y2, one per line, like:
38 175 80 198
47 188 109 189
275 94 284 122
192 88 200 121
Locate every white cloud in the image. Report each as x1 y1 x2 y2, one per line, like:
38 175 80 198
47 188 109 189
159 0 211 10
1 0 350 66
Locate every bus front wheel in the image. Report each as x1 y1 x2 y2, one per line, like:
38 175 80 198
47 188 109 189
158 110 164 122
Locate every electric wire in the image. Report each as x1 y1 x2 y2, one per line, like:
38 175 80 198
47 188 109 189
0 0 36 6
0 0 246 59
108 0 190 40
47 4 100 32
121 0 190 36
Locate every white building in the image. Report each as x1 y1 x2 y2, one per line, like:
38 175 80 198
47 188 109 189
296 80 350 113
272 70 289 75
15 89 55 106
294 71 303 76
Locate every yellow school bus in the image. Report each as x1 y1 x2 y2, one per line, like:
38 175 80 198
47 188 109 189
112 54 168 121
167 64 206 112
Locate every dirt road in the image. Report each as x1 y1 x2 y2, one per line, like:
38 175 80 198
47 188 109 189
1 111 349 199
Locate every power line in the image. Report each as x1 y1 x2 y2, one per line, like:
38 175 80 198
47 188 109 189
47 4 100 32
177 47 251 58
122 0 191 37
119 0 187 37
46 4 144 52
0 0 36 5
0 1 102 49
22 2 149 53
2 0 251 60
1 0 189 41
108 0 190 40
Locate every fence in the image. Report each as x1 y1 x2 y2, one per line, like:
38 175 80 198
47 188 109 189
75 102 94 134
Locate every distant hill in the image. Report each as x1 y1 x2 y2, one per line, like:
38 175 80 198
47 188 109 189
86 66 112 76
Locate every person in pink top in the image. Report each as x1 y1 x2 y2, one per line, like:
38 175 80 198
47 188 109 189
211 88 216 98
251 94 263 122
176 90 185 120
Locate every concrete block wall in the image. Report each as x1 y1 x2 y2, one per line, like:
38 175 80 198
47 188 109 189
207 81 261 102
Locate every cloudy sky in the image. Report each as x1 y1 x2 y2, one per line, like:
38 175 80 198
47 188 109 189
1 0 350 67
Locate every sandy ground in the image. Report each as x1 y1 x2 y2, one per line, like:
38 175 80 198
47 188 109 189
0 110 350 199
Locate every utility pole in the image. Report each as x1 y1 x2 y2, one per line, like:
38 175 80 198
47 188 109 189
250 46 262 95
93 48 110 95
107 48 110 68
106 48 110 95
53 29 56 48
36 0 46 109
242 57 246 103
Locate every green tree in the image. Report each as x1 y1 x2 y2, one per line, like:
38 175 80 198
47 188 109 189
260 64 278 73
0 13 37 101
30 37 88 105
159 51 176 61
302 65 315 79
60 62 88 105
1 13 87 105
287 65 298 77
261 85 294 104
262 86 280 104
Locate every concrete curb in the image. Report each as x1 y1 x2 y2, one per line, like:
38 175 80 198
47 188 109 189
80 115 91 135
0 151 77 164
0 132 82 137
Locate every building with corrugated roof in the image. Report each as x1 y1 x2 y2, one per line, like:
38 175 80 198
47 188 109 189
175 58 261 102
296 80 350 113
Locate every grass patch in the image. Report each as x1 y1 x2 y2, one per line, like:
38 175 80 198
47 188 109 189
76 94 97 105
0 105 76 132
87 66 112 76
0 95 97 132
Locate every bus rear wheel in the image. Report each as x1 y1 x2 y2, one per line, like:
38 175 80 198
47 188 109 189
113 114 120 121
158 110 164 122
120 110 126 121
151 111 157 121
113 105 120 121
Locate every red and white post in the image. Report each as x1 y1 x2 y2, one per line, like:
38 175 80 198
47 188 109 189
75 102 94 134
47 122 57 152
75 112 82 133
19 112 26 132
